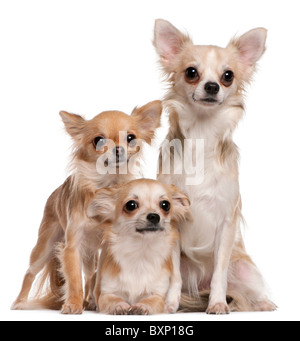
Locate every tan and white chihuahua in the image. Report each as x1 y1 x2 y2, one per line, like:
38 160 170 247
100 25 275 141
88 179 192 315
154 19 276 313
11 100 162 314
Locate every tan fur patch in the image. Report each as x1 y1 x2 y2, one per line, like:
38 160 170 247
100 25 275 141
139 295 165 314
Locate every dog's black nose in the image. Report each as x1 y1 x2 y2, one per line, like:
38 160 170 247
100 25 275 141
147 213 160 225
113 146 125 157
204 82 220 95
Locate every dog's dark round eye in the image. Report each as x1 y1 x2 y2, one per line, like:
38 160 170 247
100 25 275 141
185 67 200 82
127 134 137 146
125 200 139 212
160 200 171 212
221 70 234 86
93 136 106 149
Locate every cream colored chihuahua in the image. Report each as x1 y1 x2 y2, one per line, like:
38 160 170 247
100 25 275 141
88 179 192 315
154 19 276 313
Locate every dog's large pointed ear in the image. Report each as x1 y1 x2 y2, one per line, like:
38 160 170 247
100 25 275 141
228 28 267 78
60 111 86 141
131 100 163 144
87 187 118 222
153 19 192 71
168 184 193 225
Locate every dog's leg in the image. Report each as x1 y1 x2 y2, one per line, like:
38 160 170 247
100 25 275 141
206 205 239 315
85 272 97 311
11 220 60 310
98 293 131 315
82 251 98 310
164 241 182 314
60 245 83 314
60 228 84 315
227 254 277 312
129 295 165 315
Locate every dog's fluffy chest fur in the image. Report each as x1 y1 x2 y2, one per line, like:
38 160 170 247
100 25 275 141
101 233 172 304
159 100 242 259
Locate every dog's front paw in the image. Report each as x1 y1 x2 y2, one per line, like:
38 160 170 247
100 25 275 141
128 303 150 315
112 302 131 315
84 299 97 311
206 302 230 315
61 301 83 315
164 303 178 314
164 300 179 314
165 286 181 314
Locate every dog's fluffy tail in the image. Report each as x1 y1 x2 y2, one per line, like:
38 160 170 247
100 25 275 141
179 291 209 312
22 253 65 310
180 290 254 312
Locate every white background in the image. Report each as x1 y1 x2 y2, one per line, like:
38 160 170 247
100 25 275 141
1 0 300 321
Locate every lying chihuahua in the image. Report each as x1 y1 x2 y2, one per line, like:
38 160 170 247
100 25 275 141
154 19 276 313
12 101 162 314
88 179 192 315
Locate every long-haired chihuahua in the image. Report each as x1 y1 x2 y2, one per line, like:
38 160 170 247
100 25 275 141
11 101 162 314
87 179 192 315
154 19 276 313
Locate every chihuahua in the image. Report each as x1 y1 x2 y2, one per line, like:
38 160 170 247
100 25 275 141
87 179 192 315
11 100 162 314
154 20 276 313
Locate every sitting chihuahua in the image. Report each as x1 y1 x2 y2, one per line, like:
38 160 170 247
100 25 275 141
88 179 192 315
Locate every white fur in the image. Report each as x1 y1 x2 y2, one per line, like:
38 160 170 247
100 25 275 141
141 104 171 180
102 231 173 305
160 98 242 258
164 241 182 313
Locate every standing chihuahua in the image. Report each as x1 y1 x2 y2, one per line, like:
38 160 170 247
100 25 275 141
154 20 276 313
11 101 162 314
88 179 192 315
